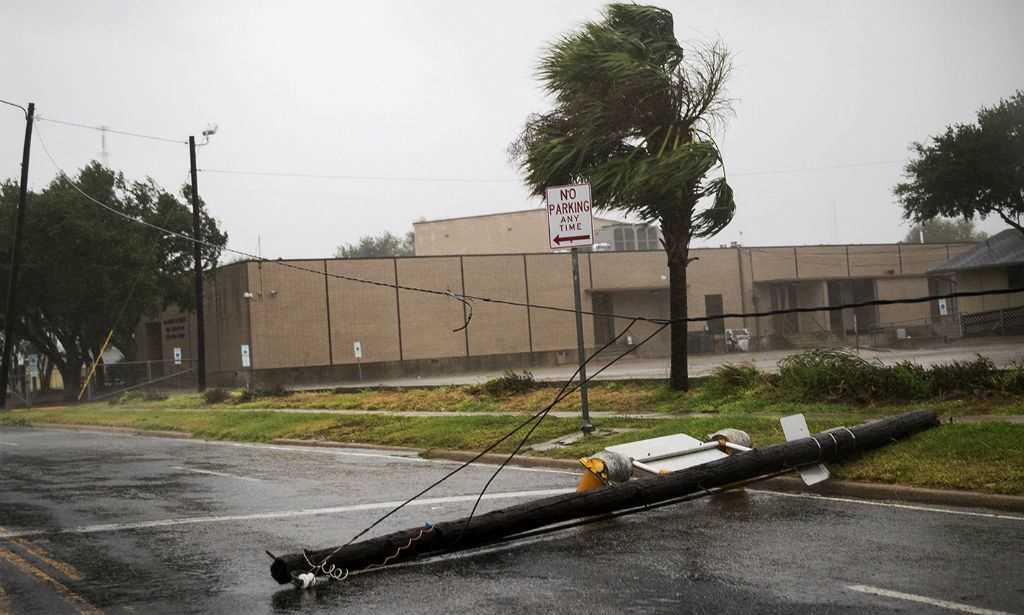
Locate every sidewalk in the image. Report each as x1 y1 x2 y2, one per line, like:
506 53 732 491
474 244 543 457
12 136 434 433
291 338 1024 390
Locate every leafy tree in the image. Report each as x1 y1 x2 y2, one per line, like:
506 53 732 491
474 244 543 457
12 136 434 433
335 230 415 258
0 162 227 400
896 91 1024 237
902 218 988 244
510 4 735 390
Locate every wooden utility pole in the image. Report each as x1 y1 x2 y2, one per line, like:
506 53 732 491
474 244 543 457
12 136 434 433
188 136 206 391
1 102 34 409
270 410 939 585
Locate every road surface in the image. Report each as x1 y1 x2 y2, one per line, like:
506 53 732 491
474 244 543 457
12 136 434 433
1 427 1021 614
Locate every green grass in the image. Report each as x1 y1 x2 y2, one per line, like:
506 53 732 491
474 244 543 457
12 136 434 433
3 405 1022 495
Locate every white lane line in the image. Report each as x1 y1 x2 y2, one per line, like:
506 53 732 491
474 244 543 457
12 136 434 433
172 466 259 481
27 427 578 476
748 489 1024 522
847 584 1017 615
0 441 19 447
0 488 575 539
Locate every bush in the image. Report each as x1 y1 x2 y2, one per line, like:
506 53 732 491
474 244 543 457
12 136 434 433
926 355 999 397
108 390 146 405
999 361 1024 394
702 363 763 398
476 370 536 396
236 389 255 403
255 383 291 397
142 390 168 402
202 388 231 405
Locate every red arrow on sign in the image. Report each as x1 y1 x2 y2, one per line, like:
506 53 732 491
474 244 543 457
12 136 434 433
554 234 590 245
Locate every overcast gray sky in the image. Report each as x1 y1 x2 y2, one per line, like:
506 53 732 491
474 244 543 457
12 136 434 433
2 0 1021 258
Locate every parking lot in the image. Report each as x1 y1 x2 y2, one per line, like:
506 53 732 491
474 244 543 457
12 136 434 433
1 427 1021 614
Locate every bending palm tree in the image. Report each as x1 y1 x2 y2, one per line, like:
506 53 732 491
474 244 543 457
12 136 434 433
511 3 736 390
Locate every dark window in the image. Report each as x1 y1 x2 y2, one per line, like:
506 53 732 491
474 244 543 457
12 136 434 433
705 294 725 334
1009 266 1024 289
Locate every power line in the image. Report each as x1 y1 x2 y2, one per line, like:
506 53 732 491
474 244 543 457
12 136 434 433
198 168 518 184
35 116 187 145
199 159 907 185
0 99 28 116
33 124 1024 328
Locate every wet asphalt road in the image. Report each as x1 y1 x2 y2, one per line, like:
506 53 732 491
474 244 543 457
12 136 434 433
1 427 1022 615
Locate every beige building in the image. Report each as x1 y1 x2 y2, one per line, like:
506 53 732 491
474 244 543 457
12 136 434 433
138 210 1000 387
414 209 623 256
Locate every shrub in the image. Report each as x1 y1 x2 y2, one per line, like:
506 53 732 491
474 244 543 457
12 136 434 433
255 383 291 397
926 355 999 397
142 390 168 402
202 388 231 405
477 370 536 396
702 363 763 398
999 361 1024 394
236 389 255 403
108 390 146 405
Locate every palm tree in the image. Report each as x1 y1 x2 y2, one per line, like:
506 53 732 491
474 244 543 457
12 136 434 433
511 4 735 390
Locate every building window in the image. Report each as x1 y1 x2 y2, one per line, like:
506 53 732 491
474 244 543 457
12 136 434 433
1009 266 1024 289
613 227 636 251
636 226 660 250
704 294 725 334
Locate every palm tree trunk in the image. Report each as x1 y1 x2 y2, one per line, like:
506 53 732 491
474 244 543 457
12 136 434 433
668 251 689 390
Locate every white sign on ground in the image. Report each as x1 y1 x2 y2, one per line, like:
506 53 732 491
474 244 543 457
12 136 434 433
545 183 594 250
173 347 182 365
241 344 251 368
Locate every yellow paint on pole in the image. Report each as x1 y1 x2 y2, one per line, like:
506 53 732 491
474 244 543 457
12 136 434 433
77 329 114 401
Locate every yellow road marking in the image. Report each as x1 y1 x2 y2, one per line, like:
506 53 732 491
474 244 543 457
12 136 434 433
0 546 102 615
8 539 83 581
0 580 12 615
0 526 83 581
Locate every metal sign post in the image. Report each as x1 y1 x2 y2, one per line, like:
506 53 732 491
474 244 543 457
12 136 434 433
546 184 595 434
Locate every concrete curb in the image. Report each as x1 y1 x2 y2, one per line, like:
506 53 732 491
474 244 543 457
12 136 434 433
13 424 1024 513
18 423 192 439
755 475 1024 513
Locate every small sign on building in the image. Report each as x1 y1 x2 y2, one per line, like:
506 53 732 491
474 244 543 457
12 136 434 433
546 183 594 250
937 298 949 316
353 341 363 360
173 347 182 365
241 344 251 368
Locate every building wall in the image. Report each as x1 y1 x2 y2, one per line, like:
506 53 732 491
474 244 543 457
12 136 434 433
143 241 982 380
877 277 931 326
956 268 1024 313
414 210 618 256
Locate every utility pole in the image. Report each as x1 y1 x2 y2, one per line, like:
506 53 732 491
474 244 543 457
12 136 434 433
1 102 34 409
188 136 206 391
571 247 593 434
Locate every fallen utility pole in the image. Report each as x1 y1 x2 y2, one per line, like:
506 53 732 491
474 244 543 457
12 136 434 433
269 410 939 585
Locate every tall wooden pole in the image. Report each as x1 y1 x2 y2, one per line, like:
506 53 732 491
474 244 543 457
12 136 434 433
270 410 939 584
1 102 34 409
188 136 206 391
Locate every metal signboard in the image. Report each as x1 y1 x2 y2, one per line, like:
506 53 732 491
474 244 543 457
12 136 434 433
173 347 182 366
780 414 830 485
353 341 363 360
546 183 594 250
241 344 251 368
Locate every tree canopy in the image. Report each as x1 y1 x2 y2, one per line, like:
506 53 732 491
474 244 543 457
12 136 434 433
511 3 735 390
902 218 988 244
895 91 1024 238
335 230 415 258
0 162 227 398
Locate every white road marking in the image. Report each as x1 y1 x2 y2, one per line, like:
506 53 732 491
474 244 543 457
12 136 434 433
847 584 1016 615
0 488 575 539
172 466 259 481
748 489 1024 522
0 441 19 446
